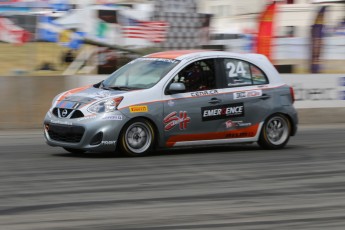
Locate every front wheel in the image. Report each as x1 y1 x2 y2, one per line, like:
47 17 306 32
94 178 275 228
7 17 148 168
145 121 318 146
258 114 291 150
119 119 155 157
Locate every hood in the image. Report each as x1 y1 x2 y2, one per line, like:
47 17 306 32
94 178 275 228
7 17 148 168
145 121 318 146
54 85 126 110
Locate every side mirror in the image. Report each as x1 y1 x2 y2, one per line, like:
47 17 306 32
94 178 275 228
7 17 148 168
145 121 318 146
168 82 186 94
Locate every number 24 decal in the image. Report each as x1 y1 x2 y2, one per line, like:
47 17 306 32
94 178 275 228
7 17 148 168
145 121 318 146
226 62 247 77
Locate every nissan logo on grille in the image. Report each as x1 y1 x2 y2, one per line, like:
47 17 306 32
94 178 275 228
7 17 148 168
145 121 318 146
61 109 68 117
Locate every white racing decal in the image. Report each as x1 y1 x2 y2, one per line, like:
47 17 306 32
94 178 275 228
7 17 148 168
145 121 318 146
226 61 247 77
102 115 123 120
102 141 117 145
77 115 97 122
233 90 262 100
191 90 218 97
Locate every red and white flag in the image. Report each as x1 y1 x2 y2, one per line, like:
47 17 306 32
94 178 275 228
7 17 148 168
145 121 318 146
0 17 30 45
119 15 169 43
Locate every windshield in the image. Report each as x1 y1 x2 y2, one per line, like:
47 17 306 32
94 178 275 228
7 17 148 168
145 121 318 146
101 58 179 90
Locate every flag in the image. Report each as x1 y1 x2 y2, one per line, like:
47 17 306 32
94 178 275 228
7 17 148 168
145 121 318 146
119 14 169 43
37 16 84 49
0 0 20 5
310 6 327 73
0 17 30 44
256 2 277 61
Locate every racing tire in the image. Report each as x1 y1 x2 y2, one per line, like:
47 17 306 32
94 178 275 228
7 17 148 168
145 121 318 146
119 118 155 157
63 147 86 154
258 114 291 150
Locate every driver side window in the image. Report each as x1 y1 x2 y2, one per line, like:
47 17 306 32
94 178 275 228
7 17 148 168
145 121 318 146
170 59 216 93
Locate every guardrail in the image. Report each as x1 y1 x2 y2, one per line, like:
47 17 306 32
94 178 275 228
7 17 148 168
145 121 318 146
0 74 344 129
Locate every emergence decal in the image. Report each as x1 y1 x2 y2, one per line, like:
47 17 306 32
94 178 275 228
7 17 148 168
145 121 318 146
202 103 244 121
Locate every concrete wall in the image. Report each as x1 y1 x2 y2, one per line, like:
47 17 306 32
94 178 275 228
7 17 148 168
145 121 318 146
0 75 344 129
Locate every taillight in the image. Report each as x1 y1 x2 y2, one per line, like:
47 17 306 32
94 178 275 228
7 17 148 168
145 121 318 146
289 86 295 104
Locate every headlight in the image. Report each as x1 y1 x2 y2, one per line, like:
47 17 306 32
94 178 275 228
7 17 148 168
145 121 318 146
88 97 123 114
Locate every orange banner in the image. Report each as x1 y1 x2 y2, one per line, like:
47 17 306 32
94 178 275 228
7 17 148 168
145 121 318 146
256 3 277 61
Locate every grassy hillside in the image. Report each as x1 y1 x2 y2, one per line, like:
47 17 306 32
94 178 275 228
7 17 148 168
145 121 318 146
0 42 71 76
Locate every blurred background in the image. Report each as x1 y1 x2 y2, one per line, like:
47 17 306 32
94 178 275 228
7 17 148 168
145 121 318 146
0 0 344 76
0 0 344 128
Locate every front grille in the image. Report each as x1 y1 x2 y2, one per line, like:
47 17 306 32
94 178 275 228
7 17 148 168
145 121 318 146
52 108 59 117
71 110 84 118
52 108 84 119
47 124 85 143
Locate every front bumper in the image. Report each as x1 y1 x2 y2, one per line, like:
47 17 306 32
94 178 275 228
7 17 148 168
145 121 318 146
43 111 128 152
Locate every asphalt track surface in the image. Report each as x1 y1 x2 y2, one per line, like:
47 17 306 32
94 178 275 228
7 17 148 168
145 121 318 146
1 125 345 230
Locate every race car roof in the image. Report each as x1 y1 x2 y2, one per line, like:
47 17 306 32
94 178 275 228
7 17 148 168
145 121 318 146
145 50 209 60
145 50 284 85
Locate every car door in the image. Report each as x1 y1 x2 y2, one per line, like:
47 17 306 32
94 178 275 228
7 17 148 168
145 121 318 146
162 58 224 147
216 58 271 138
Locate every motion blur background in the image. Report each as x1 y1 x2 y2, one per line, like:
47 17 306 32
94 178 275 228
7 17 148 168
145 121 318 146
0 0 344 128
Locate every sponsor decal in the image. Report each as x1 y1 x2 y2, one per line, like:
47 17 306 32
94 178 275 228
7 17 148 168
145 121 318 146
50 120 72 126
164 111 190 131
129 105 148 113
167 100 175 107
225 120 252 129
191 90 218 97
102 115 123 120
226 132 255 138
233 90 262 100
77 115 97 122
202 103 244 121
102 141 117 145
225 120 235 128
58 101 80 109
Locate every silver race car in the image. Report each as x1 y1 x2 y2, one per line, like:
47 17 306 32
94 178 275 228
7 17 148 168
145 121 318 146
44 50 298 156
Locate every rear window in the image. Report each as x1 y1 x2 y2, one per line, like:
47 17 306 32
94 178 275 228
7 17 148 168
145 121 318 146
222 59 268 87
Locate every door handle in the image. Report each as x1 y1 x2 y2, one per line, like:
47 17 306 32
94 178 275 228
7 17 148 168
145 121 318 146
260 94 271 100
208 98 222 104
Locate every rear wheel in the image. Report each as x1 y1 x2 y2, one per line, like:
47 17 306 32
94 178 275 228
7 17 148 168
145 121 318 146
258 114 291 149
63 147 86 154
119 118 155 157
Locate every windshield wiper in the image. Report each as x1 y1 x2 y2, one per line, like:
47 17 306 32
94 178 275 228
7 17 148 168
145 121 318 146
107 86 138 91
112 86 139 91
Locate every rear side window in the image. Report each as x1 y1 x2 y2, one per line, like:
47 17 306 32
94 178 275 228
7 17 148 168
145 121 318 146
222 59 268 87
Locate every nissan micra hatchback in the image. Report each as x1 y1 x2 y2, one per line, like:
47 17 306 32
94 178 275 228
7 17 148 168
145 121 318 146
44 50 298 156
